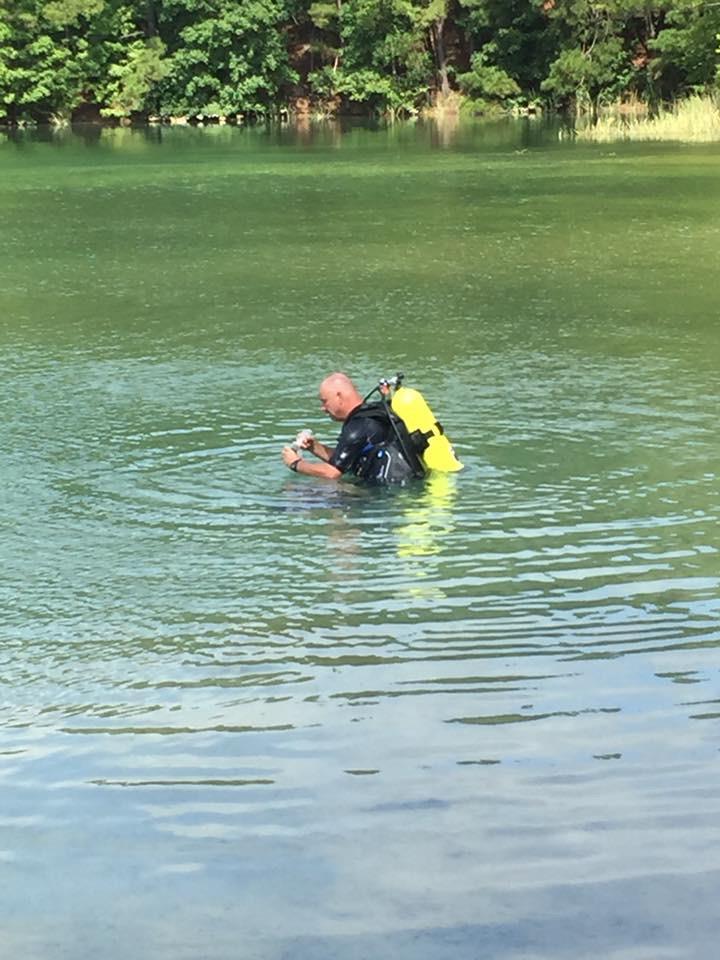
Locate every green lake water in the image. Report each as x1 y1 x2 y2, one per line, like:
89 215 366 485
1 120 719 960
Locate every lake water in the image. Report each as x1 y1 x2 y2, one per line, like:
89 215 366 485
1 120 719 960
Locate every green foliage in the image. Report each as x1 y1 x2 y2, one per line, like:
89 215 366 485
306 0 432 113
542 38 632 110
457 51 520 102
0 0 166 122
538 0 641 110
649 3 720 95
0 0 92 121
0 0 716 122
100 37 170 117
456 0 559 94
158 0 298 116
308 0 339 30
42 0 104 28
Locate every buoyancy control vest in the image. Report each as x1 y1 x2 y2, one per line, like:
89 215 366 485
346 401 427 482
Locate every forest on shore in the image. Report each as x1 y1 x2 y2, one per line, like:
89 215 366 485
0 0 718 124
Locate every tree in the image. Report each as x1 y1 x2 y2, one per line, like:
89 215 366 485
457 49 520 107
157 0 298 118
100 35 170 117
456 0 559 98
0 0 717 123
308 0 432 115
0 0 103 122
649 1 720 96
539 0 637 115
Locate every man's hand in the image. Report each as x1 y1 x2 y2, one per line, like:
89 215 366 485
282 446 302 470
295 429 314 450
281 444 341 480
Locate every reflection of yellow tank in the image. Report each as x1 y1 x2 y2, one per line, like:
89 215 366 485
391 386 463 472
396 472 458 560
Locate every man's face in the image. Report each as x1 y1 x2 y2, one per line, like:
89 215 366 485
319 386 345 421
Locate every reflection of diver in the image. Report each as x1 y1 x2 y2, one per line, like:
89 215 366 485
278 481 365 577
280 371 462 484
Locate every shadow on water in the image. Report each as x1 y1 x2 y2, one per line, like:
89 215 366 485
279 866 720 960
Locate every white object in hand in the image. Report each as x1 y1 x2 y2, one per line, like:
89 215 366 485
291 429 314 452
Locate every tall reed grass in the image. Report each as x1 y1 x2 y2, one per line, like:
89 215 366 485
576 95 720 142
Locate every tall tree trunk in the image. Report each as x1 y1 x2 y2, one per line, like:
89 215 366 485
333 0 342 72
145 0 158 38
433 17 450 98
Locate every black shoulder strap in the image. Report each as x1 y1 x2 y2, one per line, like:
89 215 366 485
379 398 426 479
348 401 391 424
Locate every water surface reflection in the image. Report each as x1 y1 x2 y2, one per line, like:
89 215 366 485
1 125 719 960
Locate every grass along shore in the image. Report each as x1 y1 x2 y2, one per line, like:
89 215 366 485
576 95 720 142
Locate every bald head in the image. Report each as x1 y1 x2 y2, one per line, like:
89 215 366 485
319 372 363 422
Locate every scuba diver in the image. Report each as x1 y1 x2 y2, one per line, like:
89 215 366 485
281 372 422 484
281 371 463 484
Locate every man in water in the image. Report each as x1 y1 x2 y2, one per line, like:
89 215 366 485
281 371 420 483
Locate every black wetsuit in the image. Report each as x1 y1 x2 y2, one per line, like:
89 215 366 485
329 402 422 484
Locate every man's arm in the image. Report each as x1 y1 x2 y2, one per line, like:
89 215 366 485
282 445 341 480
303 437 334 462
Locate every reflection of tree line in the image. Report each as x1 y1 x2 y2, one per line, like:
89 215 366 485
1 1 715 125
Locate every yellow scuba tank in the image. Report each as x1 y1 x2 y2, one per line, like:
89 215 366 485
391 385 463 473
